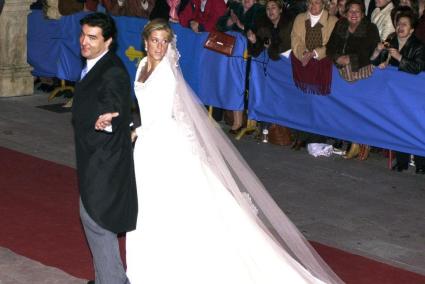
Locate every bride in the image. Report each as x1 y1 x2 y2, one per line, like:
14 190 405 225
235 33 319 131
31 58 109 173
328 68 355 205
125 19 343 284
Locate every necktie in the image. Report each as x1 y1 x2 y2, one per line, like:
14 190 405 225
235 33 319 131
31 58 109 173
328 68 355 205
80 65 88 80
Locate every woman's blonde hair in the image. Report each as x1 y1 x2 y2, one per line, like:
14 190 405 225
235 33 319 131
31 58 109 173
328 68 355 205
142 18 174 42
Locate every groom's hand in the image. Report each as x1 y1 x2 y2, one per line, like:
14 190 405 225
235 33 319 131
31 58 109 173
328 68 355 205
95 112 119 131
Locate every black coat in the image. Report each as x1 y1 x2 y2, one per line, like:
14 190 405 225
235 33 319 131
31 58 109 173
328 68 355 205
216 2 265 34
327 17 380 71
285 0 307 20
371 33 425 74
149 0 170 21
365 0 376 20
72 51 138 234
248 13 293 60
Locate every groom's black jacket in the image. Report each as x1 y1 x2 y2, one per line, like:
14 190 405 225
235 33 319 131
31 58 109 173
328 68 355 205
72 51 138 233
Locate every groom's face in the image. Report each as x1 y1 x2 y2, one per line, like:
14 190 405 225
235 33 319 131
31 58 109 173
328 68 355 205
80 24 112 60
145 30 170 64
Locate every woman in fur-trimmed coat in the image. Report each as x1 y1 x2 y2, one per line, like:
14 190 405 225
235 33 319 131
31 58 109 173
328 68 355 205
248 0 293 60
326 1 380 72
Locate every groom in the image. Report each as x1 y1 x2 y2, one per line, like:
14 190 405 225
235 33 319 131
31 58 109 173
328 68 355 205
72 12 137 284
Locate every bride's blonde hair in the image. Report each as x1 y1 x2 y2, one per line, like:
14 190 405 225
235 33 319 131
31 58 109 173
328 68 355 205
142 18 174 42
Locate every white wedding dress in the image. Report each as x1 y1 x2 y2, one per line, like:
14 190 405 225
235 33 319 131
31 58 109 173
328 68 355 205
126 42 342 284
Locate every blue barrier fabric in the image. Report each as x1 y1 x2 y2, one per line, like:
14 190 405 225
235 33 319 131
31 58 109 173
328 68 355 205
27 12 425 155
113 16 147 94
28 10 87 81
28 11 62 78
27 10 245 109
249 53 425 156
198 32 247 111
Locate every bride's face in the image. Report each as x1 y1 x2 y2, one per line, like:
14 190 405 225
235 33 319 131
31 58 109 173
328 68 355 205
145 30 170 64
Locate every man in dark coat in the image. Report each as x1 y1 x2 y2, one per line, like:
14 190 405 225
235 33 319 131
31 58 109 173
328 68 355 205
72 12 137 284
0 0 4 14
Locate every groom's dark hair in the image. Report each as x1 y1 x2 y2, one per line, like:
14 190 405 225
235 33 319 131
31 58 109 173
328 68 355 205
80 12 117 45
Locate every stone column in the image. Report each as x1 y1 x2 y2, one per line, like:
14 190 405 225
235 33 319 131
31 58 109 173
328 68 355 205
0 0 35 97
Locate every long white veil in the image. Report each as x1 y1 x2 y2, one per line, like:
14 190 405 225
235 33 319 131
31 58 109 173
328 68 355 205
167 36 344 284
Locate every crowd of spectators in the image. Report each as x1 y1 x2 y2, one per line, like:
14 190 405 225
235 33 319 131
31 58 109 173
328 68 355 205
29 0 425 173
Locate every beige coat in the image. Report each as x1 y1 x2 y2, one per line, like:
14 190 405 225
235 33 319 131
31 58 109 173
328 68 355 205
371 2 395 41
291 10 338 60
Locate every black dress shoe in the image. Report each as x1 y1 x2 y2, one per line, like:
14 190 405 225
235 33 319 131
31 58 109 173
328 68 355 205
332 140 343 149
291 140 305 151
415 168 425 174
87 281 94 284
38 83 55 93
392 163 408 172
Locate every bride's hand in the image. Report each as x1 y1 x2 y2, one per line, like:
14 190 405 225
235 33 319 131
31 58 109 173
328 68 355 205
131 130 138 143
95 112 119 131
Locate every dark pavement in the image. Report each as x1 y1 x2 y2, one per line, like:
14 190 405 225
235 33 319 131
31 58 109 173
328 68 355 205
0 90 423 282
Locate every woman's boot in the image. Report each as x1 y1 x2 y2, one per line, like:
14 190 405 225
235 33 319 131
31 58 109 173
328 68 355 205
343 143 360 159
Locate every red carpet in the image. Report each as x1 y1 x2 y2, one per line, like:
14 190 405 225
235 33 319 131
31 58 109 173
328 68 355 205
1 146 424 283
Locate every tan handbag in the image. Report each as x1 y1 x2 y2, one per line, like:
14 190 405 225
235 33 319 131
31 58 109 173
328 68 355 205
204 31 236 56
338 64 374 82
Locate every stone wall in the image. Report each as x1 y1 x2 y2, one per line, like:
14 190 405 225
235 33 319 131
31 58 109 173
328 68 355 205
0 0 35 97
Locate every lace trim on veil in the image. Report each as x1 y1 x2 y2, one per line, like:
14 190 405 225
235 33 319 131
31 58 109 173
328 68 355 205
167 37 343 284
